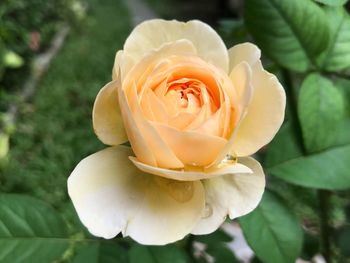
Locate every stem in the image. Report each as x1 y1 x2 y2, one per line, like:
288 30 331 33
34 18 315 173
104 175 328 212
318 190 332 262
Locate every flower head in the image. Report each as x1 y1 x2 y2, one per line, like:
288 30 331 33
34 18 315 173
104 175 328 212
68 19 286 245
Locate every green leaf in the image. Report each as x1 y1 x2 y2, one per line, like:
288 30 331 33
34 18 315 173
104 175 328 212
264 122 303 168
315 0 348 6
244 0 330 72
194 229 238 263
72 242 128 263
319 7 350 71
239 191 303 263
0 194 69 263
206 244 240 263
268 144 350 189
298 73 345 152
3 50 24 68
194 229 233 245
128 244 189 263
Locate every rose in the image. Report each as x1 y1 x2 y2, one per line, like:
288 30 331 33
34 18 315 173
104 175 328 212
68 19 286 245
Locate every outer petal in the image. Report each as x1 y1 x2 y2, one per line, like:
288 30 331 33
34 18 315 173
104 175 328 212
130 156 252 181
191 157 265 235
230 61 253 110
123 19 229 72
68 146 205 245
92 80 128 145
228 43 286 156
232 61 286 156
112 50 135 82
228 42 261 72
209 62 252 167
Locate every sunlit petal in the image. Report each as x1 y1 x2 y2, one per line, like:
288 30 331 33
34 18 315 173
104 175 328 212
68 146 205 245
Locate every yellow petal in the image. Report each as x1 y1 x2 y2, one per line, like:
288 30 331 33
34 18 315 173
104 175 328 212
123 84 184 168
112 50 135 82
92 80 128 145
168 112 196 130
228 42 261 72
232 61 286 156
118 87 157 166
123 19 229 72
209 62 252 166
130 156 252 181
192 157 265 235
68 146 205 245
154 122 227 167
228 43 286 156
230 61 253 111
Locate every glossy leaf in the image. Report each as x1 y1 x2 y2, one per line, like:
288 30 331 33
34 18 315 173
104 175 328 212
298 74 345 152
194 230 238 263
319 7 350 71
239 191 303 263
0 194 68 263
268 144 350 189
244 0 329 72
334 78 350 146
128 244 189 263
264 122 303 168
315 0 348 6
72 242 128 263
194 229 233 245
206 245 240 263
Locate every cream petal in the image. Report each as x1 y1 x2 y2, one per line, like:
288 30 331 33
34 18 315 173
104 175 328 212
229 61 253 111
112 50 135 82
228 42 261 72
130 156 252 181
191 157 265 235
68 146 205 245
232 61 286 156
92 80 128 145
154 123 227 167
123 19 229 72
228 43 286 156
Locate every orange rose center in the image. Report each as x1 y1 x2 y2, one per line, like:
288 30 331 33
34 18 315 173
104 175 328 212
123 54 239 139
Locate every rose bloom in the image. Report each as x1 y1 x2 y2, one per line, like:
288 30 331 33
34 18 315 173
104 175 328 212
68 19 286 245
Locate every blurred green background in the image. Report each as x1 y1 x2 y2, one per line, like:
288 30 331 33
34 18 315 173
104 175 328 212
1 0 350 262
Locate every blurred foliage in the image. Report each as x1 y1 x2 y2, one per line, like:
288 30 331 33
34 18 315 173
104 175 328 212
0 0 85 82
1 0 350 262
0 0 87 167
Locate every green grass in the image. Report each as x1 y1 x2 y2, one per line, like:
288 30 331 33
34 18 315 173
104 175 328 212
0 0 131 209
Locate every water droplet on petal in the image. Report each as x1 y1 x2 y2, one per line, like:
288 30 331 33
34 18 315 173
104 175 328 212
224 154 237 163
217 153 238 168
203 203 213 218
154 177 194 203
